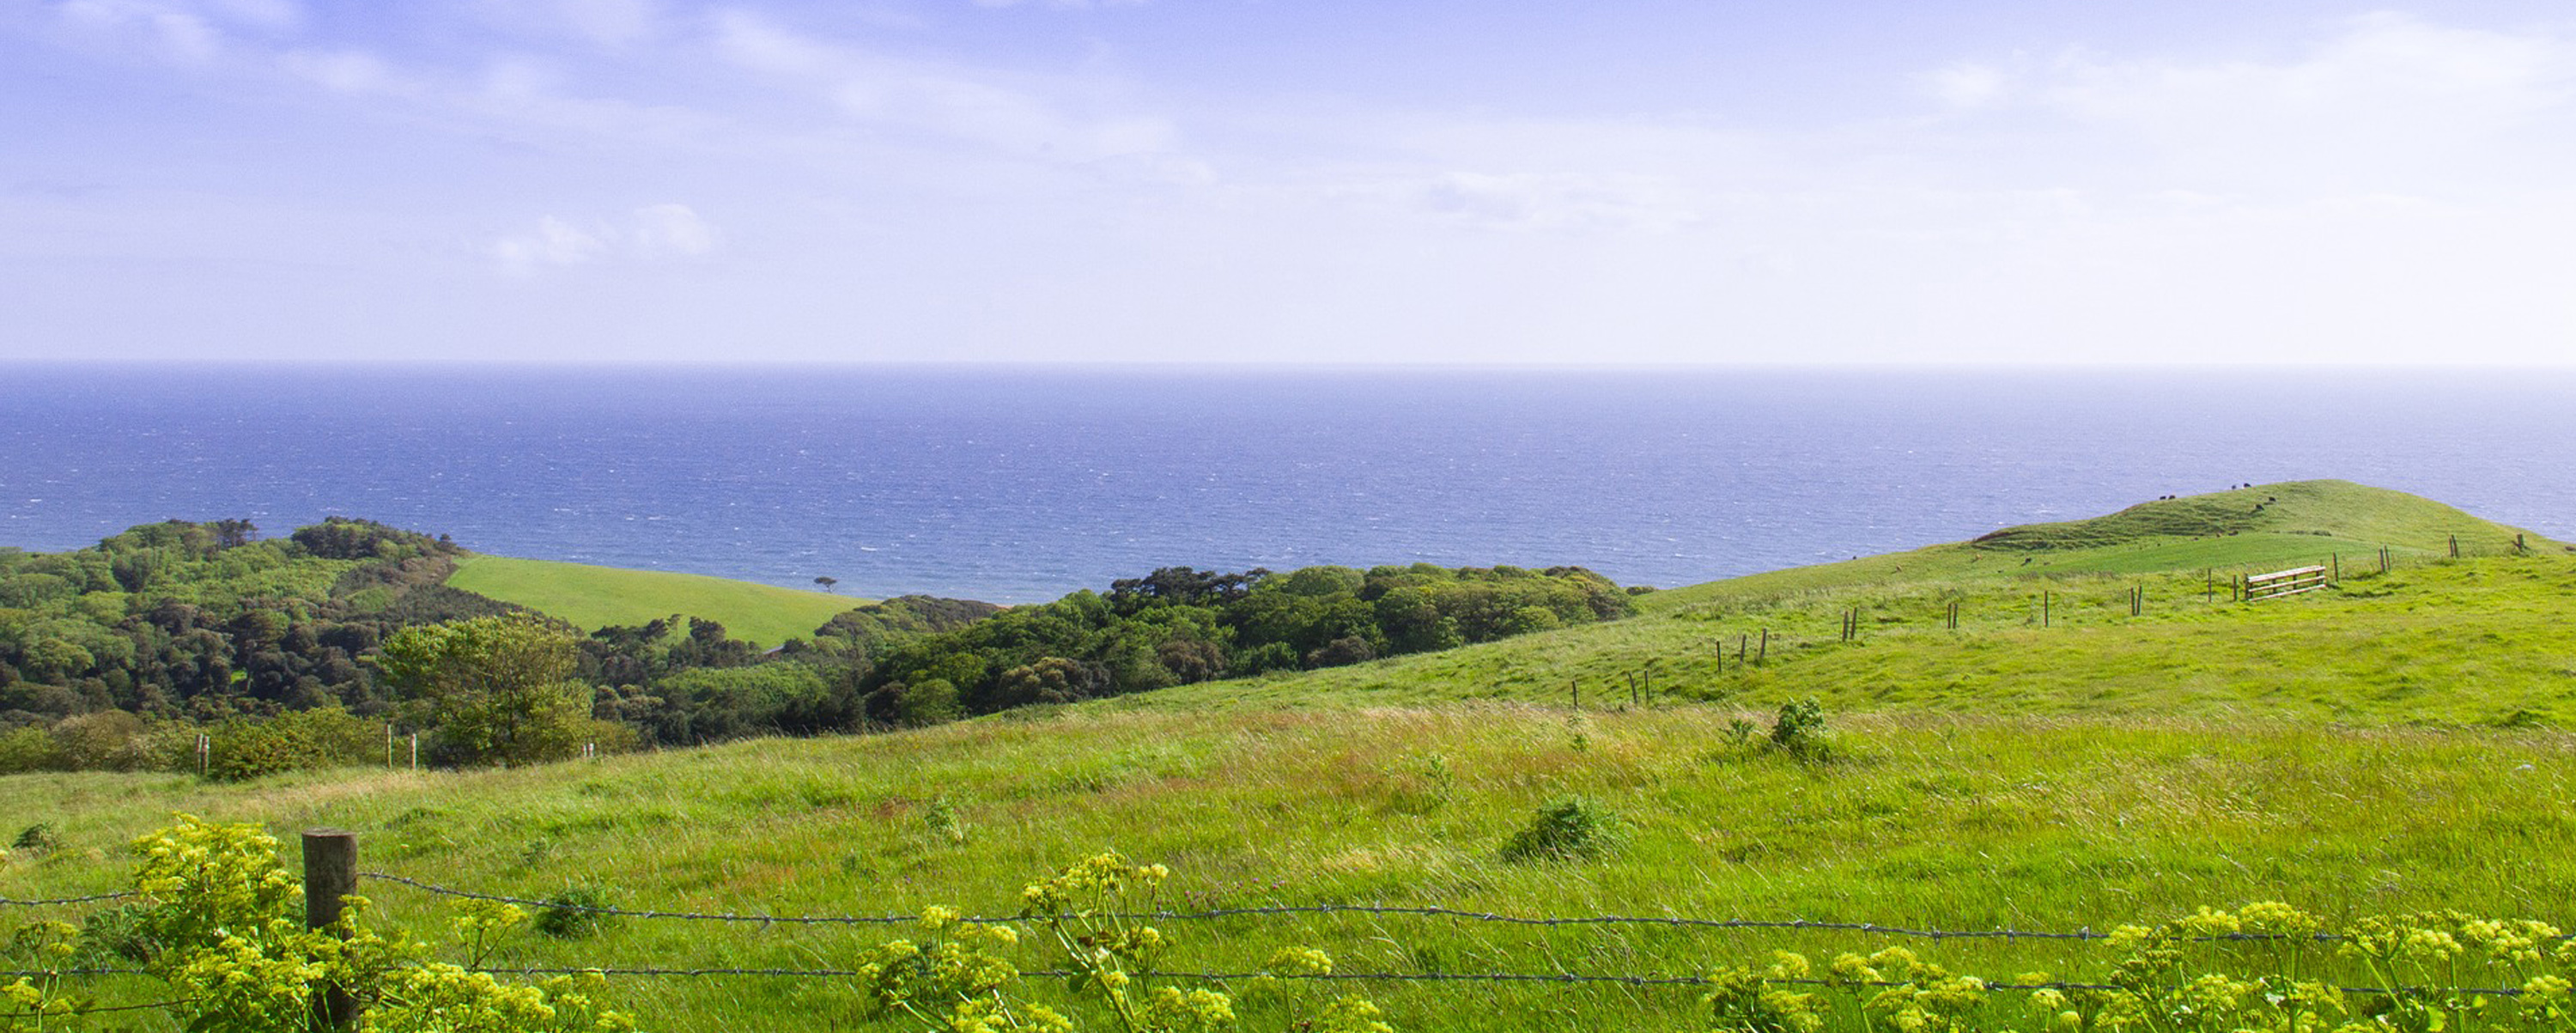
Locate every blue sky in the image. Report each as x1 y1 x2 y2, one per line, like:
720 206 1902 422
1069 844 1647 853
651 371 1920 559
4 1 2573 364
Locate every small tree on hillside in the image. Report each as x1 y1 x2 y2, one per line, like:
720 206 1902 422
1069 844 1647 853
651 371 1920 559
814 575 838 594
374 612 588 767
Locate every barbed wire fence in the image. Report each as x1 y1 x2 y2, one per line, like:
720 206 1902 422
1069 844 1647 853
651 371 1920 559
9 866 2566 1003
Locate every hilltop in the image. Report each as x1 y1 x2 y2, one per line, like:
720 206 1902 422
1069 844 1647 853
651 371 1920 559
1643 478 2561 606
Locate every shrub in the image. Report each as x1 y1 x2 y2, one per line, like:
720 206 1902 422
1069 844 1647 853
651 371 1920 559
1770 697 1831 760
1500 795 1627 862
10 823 61 854
534 886 616 939
0 726 57 774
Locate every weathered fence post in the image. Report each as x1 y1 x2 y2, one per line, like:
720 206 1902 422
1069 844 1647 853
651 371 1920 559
1758 628 1768 663
304 829 361 1030
2450 534 2460 559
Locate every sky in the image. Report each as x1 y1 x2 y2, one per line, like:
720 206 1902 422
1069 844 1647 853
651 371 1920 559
3 1 2573 365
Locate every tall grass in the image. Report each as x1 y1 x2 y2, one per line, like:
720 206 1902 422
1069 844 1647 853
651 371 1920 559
9 706 2576 1030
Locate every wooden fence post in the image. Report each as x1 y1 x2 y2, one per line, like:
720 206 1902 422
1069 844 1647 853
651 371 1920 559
1758 629 1768 663
2042 592 2050 627
2451 534 2460 559
304 829 361 1030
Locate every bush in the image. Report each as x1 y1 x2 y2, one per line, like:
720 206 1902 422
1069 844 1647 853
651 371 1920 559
206 706 386 781
894 678 963 727
534 886 617 939
12 822 61 854
1500 795 1627 862
0 725 58 773
1770 697 1832 761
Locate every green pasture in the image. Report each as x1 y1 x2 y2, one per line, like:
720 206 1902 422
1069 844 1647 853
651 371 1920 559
7 708 2576 1031
445 554 863 647
1107 553 2576 725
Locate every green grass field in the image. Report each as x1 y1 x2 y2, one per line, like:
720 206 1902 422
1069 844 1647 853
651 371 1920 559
445 554 864 647
9 480 2576 1031
8 707 2575 1030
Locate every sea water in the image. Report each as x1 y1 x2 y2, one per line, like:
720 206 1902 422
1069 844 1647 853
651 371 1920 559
3 364 2568 604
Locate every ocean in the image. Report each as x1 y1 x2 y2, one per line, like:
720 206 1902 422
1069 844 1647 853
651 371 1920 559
3 364 2568 604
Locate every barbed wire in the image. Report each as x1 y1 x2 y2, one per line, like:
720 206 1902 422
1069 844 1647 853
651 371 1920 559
361 872 2339 943
471 966 2537 999
0 891 136 907
0 998 197 1019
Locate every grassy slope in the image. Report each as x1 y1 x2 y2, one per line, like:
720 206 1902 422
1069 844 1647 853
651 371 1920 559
1641 478 2564 609
1103 482 2576 723
446 555 863 647
11 479 2576 1030
1107 555 2576 722
7 709 2575 1031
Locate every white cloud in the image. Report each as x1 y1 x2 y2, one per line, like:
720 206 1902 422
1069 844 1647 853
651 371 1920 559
632 204 715 257
556 0 660 46
1395 172 1701 234
710 9 1181 162
204 0 297 31
491 216 608 276
280 47 404 94
1943 14 2576 192
1924 61 2008 109
971 0 1146 9
55 0 226 63
469 0 662 48
491 205 716 276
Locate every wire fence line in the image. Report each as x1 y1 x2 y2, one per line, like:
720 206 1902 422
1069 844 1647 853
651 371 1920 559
0 890 137 908
0 963 2551 1000
354 872 2377 945
364 967 2561 1000
22 874 2571 951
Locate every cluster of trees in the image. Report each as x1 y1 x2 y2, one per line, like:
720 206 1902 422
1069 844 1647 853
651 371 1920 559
1 517 1635 776
845 562 1633 726
0 518 496 721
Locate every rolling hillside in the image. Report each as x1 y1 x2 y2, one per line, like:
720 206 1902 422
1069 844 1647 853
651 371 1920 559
9 478 2575 1032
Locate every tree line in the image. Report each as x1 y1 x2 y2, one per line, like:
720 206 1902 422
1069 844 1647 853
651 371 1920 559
0 518 1635 775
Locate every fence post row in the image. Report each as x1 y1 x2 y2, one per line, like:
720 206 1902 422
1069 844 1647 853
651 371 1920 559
304 829 361 1030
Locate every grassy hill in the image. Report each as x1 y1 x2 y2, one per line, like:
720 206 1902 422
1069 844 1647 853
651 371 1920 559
1092 480 2573 721
444 555 862 647
9 479 2576 1031
1642 478 2562 607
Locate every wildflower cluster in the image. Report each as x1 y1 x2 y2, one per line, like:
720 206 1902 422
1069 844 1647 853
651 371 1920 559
854 903 1057 1032
2 921 86 1030
3 814 635 1033
855 853 1391 1032
1701 902 2576 1033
